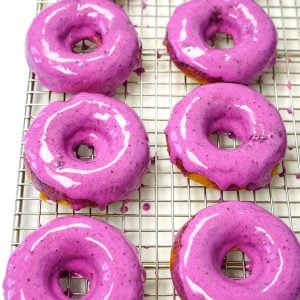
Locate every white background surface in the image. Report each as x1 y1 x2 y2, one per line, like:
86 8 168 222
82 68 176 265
0 1 36 285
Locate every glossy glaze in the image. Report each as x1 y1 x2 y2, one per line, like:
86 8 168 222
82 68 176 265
165 0 277 84
26 0 140 95
24 93 150 210
165 83 286 190
3 216 145 299
171 201 300 300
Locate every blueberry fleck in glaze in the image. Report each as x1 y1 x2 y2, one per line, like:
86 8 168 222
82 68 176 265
171 201 300 300
165 0 277 84
24 93 150 210
3 216 145 299
26 0 140 95
165 83 286 190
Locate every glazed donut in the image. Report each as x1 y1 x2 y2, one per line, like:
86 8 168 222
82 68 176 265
165 83 286 191
3 216 145 299
171 201 300 300
26 0 140 95
24 93 149 210
164 0 277 84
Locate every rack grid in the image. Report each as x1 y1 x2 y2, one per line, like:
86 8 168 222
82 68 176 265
11 0 300 298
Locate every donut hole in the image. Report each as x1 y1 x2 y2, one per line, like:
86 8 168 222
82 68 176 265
65 127 111 164
58 21 102 54
73 144 96 161
59 270 90 299
209 131 242 150
221 249 251 280
206 32 234 49
72 38 99 54
204 9 238 50
206 109 251 150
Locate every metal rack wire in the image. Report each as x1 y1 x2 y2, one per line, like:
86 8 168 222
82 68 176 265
12 0 300 298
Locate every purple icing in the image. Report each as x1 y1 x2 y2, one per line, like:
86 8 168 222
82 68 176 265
165 83 286 190
165 0 277 84
24 93 150 210
171 201 300 300
3 216 145 299
26 0 140 95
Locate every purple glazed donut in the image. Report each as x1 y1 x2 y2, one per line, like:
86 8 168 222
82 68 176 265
24 93 150 210
26 0 140 95
165 83 286 191
171 201 300 300
3 216 145 299
164 0 277 84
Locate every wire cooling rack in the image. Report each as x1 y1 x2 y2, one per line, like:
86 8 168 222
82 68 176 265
11 0 300 298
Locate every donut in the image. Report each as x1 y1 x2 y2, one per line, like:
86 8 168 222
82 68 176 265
165 83 286 191
171 201 300 300
26 0 140 95
24 93 149 210
3 216 145 299
164 0 277 84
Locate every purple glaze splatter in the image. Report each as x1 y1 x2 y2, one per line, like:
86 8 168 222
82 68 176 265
135 67 145 76
279 165 286 177
142 203 151 211
257 77 263 85
141 0 148 9
151 155 156 165
123 81 129 98
281 81 292 90
286 107 294 115
120 205 129 213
